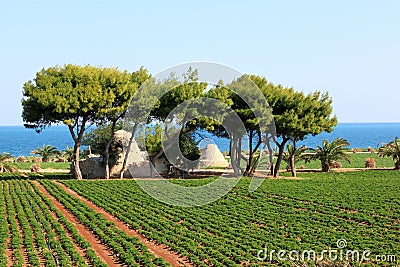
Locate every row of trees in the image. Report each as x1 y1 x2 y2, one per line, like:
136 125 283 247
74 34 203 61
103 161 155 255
22 64 338 179
31 144 74 162
282 137 400 175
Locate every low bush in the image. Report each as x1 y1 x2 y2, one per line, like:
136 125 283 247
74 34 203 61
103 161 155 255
330 161 342 168
16 156 25 162
30 164 40 173
365 158 376 168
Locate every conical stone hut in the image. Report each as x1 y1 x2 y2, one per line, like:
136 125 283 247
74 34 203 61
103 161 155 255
196 144 229 169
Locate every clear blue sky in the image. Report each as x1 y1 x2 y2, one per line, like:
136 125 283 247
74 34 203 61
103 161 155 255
1 0 399 125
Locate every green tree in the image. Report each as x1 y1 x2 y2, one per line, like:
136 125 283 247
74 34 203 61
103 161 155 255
257 77 337 177
136 124 200 177
82 124 123 168
116 68 151 178
147 68 207 176
378 137 400 170
31 145 60 162
0 153 17 173
97 67 143 179
61 146 74 162
304 138 351 172
206 76 274 177
22 64 130 179
282 143 306 176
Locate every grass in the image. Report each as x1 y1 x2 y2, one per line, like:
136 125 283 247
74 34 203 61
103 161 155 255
296 152 394 169
11 162 70 170
254 152 396 170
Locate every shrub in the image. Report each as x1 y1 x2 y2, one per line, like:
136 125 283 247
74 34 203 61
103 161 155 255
16 156 26 162
352 148 362 153
286 165 291 172
33 157 42 163
367 147 375 153
0 153 17 173
30 164 41 172
330 161 342 168
365 158 376 168
55 157 68 162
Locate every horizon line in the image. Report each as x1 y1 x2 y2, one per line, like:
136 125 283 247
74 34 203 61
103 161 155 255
0 121 400 127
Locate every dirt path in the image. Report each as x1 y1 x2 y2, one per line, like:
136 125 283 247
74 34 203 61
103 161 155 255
32 181 120 267
27 182 90 265
54 181 193 267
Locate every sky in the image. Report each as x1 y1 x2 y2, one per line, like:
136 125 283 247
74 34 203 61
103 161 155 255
0 0 399 125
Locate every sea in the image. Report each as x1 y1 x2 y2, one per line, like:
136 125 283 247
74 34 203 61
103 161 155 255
0 122 399 156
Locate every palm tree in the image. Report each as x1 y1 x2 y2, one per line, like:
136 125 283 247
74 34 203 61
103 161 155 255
31 145 60 162
304 138 351 172
378 137 400 170
0 153 17 173
62 146 75 162
282 143 306 176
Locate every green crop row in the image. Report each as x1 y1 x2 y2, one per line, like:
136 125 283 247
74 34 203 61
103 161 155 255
39 180 170 267
61 171 400 266
0 180 107 266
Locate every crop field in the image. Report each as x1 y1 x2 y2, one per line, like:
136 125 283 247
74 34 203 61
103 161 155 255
0 170 399 266
59 170 399 266
0 179 108 267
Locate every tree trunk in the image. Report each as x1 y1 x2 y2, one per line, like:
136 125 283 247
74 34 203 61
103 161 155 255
274 137 289 178
230 135 240 177
73 143 83 180
67 121 86 180
148 123 188 178
237 137 244 174
266 137 274 176
322 162 330 172
244 130 253 176
244 130 263 176
150 158 155 178
120 124 138 179
290 155 296 177
395 160 400 170
104 120 117 179
290 139 298 177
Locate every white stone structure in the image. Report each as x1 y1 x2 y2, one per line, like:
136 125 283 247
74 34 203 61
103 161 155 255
196 144 229 169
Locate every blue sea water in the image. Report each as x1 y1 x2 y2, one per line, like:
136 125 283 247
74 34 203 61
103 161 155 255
0 126 74 157
0 123 399 156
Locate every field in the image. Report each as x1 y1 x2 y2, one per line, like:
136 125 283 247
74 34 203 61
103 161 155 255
0 170 399 266
294 152 395 169
10 162 70 170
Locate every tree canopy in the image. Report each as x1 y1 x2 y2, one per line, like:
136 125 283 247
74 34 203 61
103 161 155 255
254 76 337 176
22 64 137 179
22 64 338 180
